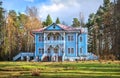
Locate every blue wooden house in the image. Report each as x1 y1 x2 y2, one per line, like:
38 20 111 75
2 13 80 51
13 23 98 61
32 23 90 62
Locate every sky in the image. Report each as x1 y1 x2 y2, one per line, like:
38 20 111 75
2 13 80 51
2 0 113 25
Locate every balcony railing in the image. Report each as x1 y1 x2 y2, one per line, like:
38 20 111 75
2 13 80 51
44 40 64 43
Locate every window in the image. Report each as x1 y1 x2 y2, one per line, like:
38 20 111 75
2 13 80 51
68 48 74 54
57 36 59 40
39 37 41 41
68 48 70 54
80 36 82 42
53 36 56 40
71 36 73 41
48 48 50 53
39 48 44 54
39 35 44 41
48 36 50 40
54 48 58 53
42 36 44 41
80 48 82 53
42 48 44 54
71 48 74 53
68 35 74 41
39 48 42 54
68 36 70 41
62 37 64 40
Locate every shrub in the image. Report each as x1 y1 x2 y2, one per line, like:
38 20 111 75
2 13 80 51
31 69 40 76
109 54 115 61
108 61 111 64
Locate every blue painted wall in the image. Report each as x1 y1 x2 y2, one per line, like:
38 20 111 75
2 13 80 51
34 24 88 61
65 33 76 57
35 33 44 58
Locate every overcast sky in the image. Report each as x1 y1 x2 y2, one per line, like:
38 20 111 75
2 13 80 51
2 0 113 25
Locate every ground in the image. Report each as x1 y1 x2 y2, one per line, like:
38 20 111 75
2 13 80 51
0 61 120 78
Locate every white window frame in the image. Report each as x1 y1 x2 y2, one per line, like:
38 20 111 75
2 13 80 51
68 48 74 54
68 35 74 41
39 35 44 42
80 48 82 53
80 36 82 42
39 48 44 54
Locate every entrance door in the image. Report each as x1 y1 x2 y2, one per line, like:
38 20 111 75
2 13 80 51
53 48 58 62
48 48 52 61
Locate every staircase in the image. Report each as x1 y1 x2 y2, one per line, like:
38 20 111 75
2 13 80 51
87 53 98 60
62 53 65 61
41 53 47 61
13 52 34 61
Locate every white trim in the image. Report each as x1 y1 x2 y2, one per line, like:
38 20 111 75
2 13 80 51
62 32 65 62
76 33 77 57
35 34 36 56
43 31 81 33
44 33 45 54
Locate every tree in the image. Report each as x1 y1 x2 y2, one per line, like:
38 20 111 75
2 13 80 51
79 12 85 27
44 14 53 26
0 1 5 60
1 10 19 60
114 0 120 59
0 1 5 43
55 17 60 24
86 0 115 60
72 18 80 27
25 6 42 52
62 21 67 25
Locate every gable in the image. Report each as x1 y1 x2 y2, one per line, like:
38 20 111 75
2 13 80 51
44 23 64 31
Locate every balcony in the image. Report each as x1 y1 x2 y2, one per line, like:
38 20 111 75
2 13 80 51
44 40 64 44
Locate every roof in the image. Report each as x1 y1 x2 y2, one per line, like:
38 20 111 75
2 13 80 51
32 23 87 33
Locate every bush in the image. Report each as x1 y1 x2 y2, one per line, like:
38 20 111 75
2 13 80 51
31 69 40 76
109 54 115 61
108 61 111 64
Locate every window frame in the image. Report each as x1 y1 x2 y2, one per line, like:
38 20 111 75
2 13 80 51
68 48 70 54
39 48 44 54
68 48 74 54
68 36 70 41
39 35 44 42
80 36 82 42
80 48 82 53
68 35 74 41
71 48 74 54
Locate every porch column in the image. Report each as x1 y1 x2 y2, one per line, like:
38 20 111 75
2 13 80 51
76 33 78 57
44 33 45 54
62 32 65 61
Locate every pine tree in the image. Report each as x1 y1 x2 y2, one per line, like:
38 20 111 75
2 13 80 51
0 1 4 41
72 18 80 27
0 1 6 60
55 17 60 24
86 0 114 59
45 14 53 26
114 0 120 59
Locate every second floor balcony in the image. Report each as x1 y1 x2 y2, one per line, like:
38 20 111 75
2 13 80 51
44 32 64 43
44 40 64 44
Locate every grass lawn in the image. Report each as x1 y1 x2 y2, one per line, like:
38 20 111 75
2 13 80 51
0 61 120 78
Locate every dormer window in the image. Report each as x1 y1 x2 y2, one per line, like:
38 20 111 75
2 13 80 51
53 26 55 29
53 23 56 28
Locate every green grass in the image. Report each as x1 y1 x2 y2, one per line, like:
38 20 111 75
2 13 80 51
0 61 120 78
